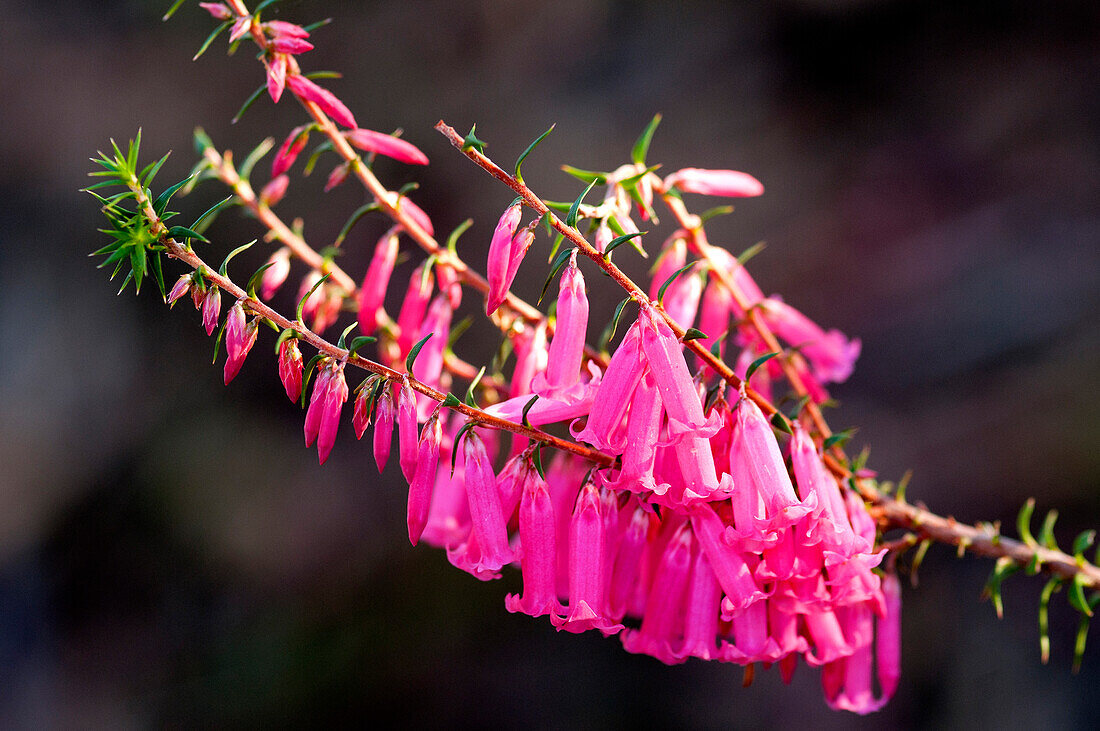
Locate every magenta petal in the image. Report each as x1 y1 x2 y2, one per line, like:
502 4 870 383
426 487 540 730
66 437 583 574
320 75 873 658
407 413 442 545
540 252 588 395
552 481 622 635
505 464 563 617
485 203 523 316
461 431 514 574
315 365 348 465
397 381 419 483
286 74 357 129
346 128 428 165
372 388 395 472
356 228 400 337
621 522 693 664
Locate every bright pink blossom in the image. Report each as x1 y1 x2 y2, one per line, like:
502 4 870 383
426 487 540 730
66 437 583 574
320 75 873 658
535 251 588 397
485 202 523 315
664 168 764 198
272 125 310 178
406 412 442 545
167 274 190 306
201 286 221 336
259 173 289 207
265 55 287 103
505 462 564 618
396 264 434 356
372 387 395 472
286 74 358 129
223 301 258 384
759 297 861 384
346 128 429 166
260 247 291 300
269 36 313 55
278 338 303 402
356 228 400 337
198 2 232 20
397 380 419 483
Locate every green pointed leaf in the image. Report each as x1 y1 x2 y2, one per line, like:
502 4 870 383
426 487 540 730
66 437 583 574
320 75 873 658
162 0 188 21
736 241 767 266
274 328 295 354
1072 529 1096 559
1073 607 1094 674
823 428 857 450
154 176 197 216
514 123 555 184
296 273 330 322
447 316 473 349
150 251 166 299
445 218 474 253
193 195 234 234
218 239 255 276
440 393 462 410
631 113 662 166
239 137 275 181
347 335 377 356
657 262 695 304
539 248 575 305
566 179 598 229
910 538 932 588
982 556 1020 619
193 19 231 61
232 83 269 125
302 17 333 33
462 124 486 154
532 443 546 479
560 165 608 184
745 351 779 380
698 205 735 224
1069 574 1094 618
604 232 645 257
405 334 432 372
682 328 707 342
1039 576 1063 663
597 296 633 352
300 354 327 407
464 366 486 408
770 412 792 435
1039 509 1060 551
166 225 209 243
332 202 380 247
129 245 147 293
1017 498 1037 547
451 421 479 474
521 395 539 429
335 322 358 350
245 261 276 297
140 151 172 188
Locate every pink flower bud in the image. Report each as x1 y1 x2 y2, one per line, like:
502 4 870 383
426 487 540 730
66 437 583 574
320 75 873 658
201 286 221 336
264 20 310 39
538 251 587 395
228 16 252 42
303 361 333 449
278 338 303 402
397 380 419 483
266 55 287 103
259 173 289 207
260 248 291 300
663 168 764 198
485 202 523 315
324 163 350 192
269 37 314 55
272 125 310 178
199 2 233 21
223 301 258 384
167 274 191 306
396 195 434 237
286 74 358 129
315 364 348 465
406 412 442 545
346 128 429 166
356 228 400 337
373 387 395 472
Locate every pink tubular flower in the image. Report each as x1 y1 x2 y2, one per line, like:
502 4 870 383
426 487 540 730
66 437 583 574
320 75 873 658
259 174 289 207
509 322 547 398
198 2 232 20
265 55 287 103
485 202 523 315
352 383 372 440
663 168 764 198
272 125 310 178
356 228 400 337
264 20 310 39
551 481 624 635
396 264 434 356
373 387 395 472
324 163 350 192
223 301 258 384
346 128 429 166
639 302 713 438
260 247 291 301
535 251 588 397
759 297 861 384
505 462 564 618
315 363 348 465
278 338 303 402
621 522 693 664
201 286 221 336
269 36 313 55
286 74 358 129
412 295 451 391
572 321 645 453
449 430 514 578
167 274 191 306
397 380 419 483
228 16 251 42
406 412 442 545
396 195 434 237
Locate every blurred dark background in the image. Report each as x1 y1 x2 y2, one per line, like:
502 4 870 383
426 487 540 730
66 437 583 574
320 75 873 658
1 0 1097 727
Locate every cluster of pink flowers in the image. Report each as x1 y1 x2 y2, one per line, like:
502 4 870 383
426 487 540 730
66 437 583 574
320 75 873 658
185 8 894 711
